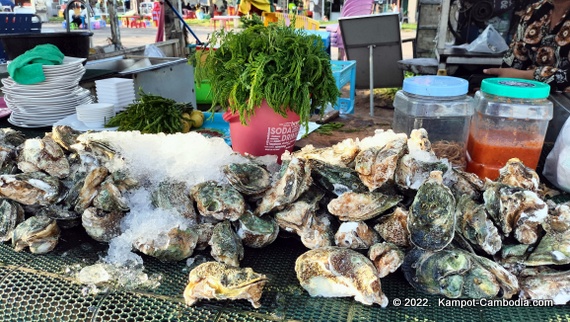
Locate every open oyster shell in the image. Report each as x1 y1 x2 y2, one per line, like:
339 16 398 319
183 261 268 308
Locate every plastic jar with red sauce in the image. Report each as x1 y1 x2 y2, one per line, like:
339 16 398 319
466 78 553 180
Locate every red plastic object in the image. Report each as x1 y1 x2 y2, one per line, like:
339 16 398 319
223 100 300 162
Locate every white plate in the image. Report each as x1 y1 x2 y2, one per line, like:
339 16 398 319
54 114 119 132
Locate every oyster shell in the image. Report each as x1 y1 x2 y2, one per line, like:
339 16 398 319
327 191 402 222
394 129 450 191
255 157 312 216
373 207 410 248
519 270 570 305
483 182 548 244
295 246 389 307
150 181 197 223
183 261 268 308
190 181 245 221
82 207 125 243
75 166 109 214
17 136 70 179
93 180 130 213
0 171 63 206
37 204 81 229
133 226 198 262
12 215 60 254
194 222 215 250
235 210 279 248
334 221 380 249
525 204 570 266
291 138 360 166
497 158 540 192
407 171 456 251
274 186 325 235
0 198 24 242
299 209 335 249
354 134 407 191
455 195 502 256
223 162 272 196
368 242 405 278
444 168 485 201
51 125 81 152
209 220 244 267
310 159 368 196
402 247 510 299
0 128 25 148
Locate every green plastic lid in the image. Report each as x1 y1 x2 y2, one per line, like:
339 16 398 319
481 78 550 99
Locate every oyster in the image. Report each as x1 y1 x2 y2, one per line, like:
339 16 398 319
17 136 70 179
223 162 272 195
183 261 268 308
93 180 130 213
354 133 407 191
12 215 60 254
209 220 244 267
37 204 81 229
310 159 368 196
82 207 125 243
295 246 389 307
373 207 410 248
327 191 402 222
194 222 215 250
291 138 360 166
235 210 279 248
402 247 515 299
0 171 63 206
0 198 24 242
133 226 198 262
497 158 540 192
335 221 380 249
190 181 245 221
0 128 25 148
519 270 570 305
395 129 450 191
525 204 570 266
150 181 197 223
51 126 81 152
75 166 109 214
455 195 502 256
483 182 548 244
368 242 405 278
444 168 485 201
274 186 325 235
407 171 456 251
255 157 312 216
299 209 336 249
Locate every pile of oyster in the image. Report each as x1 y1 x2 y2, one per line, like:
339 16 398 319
0 126 568 308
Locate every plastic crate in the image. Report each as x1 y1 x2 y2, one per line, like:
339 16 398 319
331 60 356 114
0 13 41 62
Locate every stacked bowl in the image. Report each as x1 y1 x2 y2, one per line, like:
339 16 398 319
1 56 93 128
76 103 115 128
95 78 136 112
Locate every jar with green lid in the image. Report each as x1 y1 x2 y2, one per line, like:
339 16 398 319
466 78 553 180
392 75 474 169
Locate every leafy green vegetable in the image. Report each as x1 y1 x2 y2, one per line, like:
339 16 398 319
192 22 340 132
315 122 344 135
105 90 194 134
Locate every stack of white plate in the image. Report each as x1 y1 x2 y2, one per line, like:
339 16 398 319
95 78 136 112
76 103 115 128
1 57 94 128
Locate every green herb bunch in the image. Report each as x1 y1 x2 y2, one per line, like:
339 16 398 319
193 23 340 130
105 90 194 134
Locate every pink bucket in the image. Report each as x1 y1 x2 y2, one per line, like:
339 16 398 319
223 101 300 161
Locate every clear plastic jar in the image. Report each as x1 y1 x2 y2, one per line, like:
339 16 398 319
466 78 553 180
392 75 474 168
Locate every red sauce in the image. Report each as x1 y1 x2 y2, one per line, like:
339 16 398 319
466 130 543 181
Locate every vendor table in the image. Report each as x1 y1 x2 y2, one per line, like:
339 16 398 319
211 15 240 30
436 48 502 75
1 230 569 321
